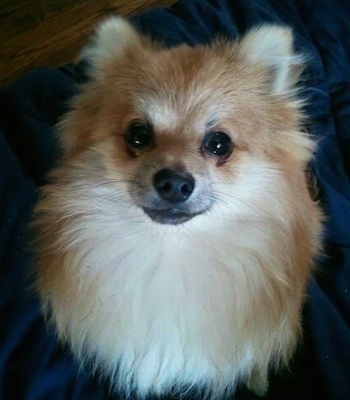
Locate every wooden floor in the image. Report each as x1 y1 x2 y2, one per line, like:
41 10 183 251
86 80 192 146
0 0 175 87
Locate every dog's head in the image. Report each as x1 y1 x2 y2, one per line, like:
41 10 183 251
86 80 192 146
58 18 312 227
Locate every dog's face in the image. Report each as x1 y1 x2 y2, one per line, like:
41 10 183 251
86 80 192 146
58 19 312 229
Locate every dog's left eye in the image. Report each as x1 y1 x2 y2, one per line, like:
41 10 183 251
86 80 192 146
125 122 154 151
202 131 233 158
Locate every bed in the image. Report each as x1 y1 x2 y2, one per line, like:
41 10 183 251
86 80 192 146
1 0 349 399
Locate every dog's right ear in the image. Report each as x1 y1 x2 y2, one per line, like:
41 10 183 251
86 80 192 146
74 17 142 82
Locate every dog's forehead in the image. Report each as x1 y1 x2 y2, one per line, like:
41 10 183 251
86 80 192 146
135 87 227 132
136 93 234 135
132 48 237 131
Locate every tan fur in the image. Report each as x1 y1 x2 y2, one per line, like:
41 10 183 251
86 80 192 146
33 18 323 398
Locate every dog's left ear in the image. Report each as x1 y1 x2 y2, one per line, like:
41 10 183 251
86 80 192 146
238 25 304 95
74 17 143 81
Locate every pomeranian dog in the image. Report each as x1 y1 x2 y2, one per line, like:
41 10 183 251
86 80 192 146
33 17 323 399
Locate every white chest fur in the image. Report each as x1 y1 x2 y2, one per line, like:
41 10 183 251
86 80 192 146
44 201 298 398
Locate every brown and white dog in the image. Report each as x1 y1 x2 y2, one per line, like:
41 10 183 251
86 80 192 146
33 17 322 399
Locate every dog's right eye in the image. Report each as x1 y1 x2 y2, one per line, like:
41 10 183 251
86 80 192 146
124 122 154 151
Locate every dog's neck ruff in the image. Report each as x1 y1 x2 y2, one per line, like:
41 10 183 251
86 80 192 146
45 198 297 398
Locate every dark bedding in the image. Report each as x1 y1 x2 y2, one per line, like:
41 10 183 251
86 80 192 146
0 0 349 399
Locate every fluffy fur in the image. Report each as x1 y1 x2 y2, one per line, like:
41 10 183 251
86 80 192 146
33 17 323 399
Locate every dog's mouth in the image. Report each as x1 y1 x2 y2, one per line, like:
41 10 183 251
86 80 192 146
142 207 201 225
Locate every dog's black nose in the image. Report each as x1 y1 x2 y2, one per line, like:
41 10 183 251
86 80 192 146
153 169 195 203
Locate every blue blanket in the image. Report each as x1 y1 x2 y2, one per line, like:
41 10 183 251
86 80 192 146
1 0 349 399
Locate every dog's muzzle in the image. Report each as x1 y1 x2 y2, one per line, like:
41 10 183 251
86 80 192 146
142 168 199 225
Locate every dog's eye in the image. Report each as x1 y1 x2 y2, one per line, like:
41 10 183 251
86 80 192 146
202 131 233 158
125 122 154 151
